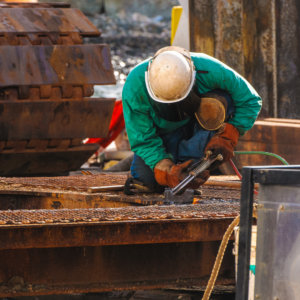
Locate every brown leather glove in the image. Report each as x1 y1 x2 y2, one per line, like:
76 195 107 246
204 123 239 171
154 159 210 189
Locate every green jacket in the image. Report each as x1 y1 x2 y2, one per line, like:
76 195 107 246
122 53 262 170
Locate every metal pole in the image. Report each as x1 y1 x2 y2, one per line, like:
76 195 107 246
235 167 254 300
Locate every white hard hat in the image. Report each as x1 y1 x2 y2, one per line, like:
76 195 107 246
145 46 196 103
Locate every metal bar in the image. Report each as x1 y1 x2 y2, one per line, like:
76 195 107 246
253 168 300 185
172 175 194 195
88 185 125 193
205 180 259 190
236 167 254 300
0 218 237 250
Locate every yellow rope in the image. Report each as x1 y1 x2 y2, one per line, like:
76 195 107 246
201 204 258 300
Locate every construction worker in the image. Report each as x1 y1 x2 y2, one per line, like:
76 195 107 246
122 46 262 189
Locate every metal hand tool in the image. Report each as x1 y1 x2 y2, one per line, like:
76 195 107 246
172 152 223 195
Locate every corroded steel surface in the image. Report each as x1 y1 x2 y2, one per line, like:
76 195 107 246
0 241 235 296
0 8 100 36
0 173 127 191
190 0 300 119
0 45 115 86
0 3 116 175
0 174 251 208
0 3 70 8
234 118 300 168
0 98 115 140
0 143 99 176
0 210 237 250
0 204 239 226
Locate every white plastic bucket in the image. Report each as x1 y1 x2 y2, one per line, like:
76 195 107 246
233 226 257 300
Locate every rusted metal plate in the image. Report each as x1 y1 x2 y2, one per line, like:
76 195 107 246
190 0 300 118
0 98 115 140
0 173 129 191
0 3 71 9
189 0 244 74
0 204 239 227
0 45 115 87
276 0 300 119
0 189 162 209
0 192 139 210
0 173 247 209
0 241 235 296
0 8 100 36
0 143 99 176
233 118 300 168
0 215 237 249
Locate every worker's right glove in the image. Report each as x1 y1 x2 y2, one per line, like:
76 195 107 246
205 123 239 171
154 159 210 189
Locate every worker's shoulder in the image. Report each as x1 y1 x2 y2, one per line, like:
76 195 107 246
122 59 149 103
123 59 148 93
191 53 225 72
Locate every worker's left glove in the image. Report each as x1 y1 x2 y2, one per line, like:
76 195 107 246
154 159 210 189
205 123 239 171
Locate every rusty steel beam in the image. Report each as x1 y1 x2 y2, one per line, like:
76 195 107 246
0 205 238 249
0 3 71 9
0 98 115 140
0 205 236 294
0 217 236 250
0 190 160 210
0 241 235 297
0 8 100 36
0 143 99 176
0 45 115 87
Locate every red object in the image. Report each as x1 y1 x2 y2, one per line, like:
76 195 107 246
229 159 258 195
85 100 125 150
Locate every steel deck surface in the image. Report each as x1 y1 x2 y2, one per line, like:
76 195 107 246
0 174 126 191
0 174 256 209
0 203 239 226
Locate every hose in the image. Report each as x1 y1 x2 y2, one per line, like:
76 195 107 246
234 151 289 165
229 160 258 195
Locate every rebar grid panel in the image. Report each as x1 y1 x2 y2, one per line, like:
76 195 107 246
202 185 244 201
0 174 126 191
0 174 247 195
0 204 239 226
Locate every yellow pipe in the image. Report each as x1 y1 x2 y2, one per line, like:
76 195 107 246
171 6 183 45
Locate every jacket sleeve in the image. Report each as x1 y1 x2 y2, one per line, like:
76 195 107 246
122 87 173 170
219 65 262 136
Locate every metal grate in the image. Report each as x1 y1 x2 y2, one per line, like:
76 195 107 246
0 204 239 225
0 174 126 192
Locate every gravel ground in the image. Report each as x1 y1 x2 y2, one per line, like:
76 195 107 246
84 12 171 99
